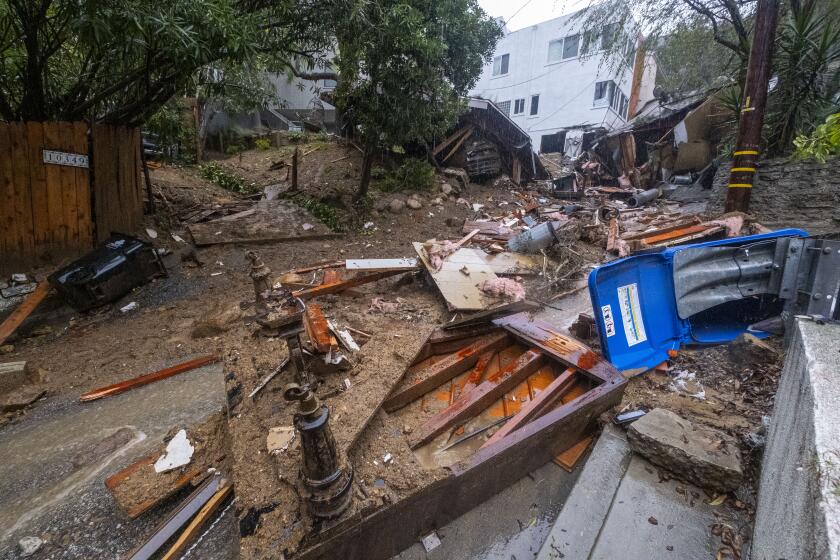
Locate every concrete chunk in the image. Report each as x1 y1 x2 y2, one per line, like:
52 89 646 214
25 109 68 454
0 361 29 394
627 408 742 493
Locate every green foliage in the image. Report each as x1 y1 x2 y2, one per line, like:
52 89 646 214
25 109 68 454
794 112 840 162
254 138 272 151
333 0 501 195
375 158 435 192
287 131 306 143
291 194 344 231
145 99 197 162
766 2 840 155
0 0 335 123
199 162 259 194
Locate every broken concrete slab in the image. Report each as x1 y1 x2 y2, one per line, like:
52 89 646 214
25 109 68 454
0 361 30 394
627 408 742 493
1 385 45 412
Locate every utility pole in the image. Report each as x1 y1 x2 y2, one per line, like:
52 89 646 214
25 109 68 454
725 0 779 213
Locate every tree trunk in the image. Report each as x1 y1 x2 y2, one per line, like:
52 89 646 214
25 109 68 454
356 148 373 200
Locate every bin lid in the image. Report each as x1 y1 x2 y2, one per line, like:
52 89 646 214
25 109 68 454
588 228 808 373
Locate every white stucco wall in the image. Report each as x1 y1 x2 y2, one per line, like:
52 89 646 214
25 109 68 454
470 11 651 150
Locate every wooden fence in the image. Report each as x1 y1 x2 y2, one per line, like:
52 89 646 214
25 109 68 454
0 121 143 273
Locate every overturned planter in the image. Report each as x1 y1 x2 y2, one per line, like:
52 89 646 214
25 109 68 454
290 313 626 560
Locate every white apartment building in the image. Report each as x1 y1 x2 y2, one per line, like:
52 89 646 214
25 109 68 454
470 12 656 155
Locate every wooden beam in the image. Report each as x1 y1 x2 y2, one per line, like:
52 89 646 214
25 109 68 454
441 128 473 163
432 125 473 157
304 303 337 353
451 350 496 401
295 373 626 560
0 281 50 346
293 269 408 300
481 367 576 448
160 483 233 560
493 313 621 383
383 332 509 412
79 355 219 402
409 348 545 449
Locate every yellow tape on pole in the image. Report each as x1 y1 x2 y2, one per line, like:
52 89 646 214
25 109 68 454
733 150 760 156
730 167 757 172
728 183 753 188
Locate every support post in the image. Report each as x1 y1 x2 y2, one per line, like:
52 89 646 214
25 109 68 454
725 0 779 213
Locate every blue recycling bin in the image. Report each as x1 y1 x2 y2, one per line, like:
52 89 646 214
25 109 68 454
588 228 808 373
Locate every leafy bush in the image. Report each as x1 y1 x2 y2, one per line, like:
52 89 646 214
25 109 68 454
794 112 840 162
254 137 271 151
374 158 435 192
287 131 306 143
199 163 260 195
291 194 344 231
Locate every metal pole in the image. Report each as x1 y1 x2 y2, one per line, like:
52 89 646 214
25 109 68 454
725 0 779 213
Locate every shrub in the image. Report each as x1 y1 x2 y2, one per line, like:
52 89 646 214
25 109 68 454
375 158 435 192
199 162 260 195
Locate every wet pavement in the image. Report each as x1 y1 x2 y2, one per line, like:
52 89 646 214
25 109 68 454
0 362 237 560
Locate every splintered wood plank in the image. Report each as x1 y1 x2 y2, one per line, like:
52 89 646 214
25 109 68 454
554 433 595 471
79 355 219 402
304 303 336 353
413 242 497 312
383 332 510 412
293 269 407 300
451 350 496 402
332 324 434 453
494 312 621 383
160 483 233 560
481 367 577 448
445 248 540 276
0 282 51 346
410 348 545 449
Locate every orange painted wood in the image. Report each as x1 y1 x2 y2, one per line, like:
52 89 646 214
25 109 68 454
410 348 545 449
482 367 577 448
384 332 510 412
79 355 220 402
293 269 408 300
304 303 336 353
0 281 51 346
554 433 595 471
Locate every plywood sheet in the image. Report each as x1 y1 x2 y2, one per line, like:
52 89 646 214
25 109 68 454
413 242 497 312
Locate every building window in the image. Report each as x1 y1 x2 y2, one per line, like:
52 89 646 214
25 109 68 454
593 80 615 107
548 34 581 63
513 98 525 115
530 94 540 116
497 100 511 116
492 54 509 76
562 34 580 59
580 30 598 55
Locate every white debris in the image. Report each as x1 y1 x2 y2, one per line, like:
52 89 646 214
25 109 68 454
669 370 706 400
18 537 43 557
154 429 195 473
266 426 295 454
145 227 158 239
343 378 352 390
383 452 393 464
471 203 484 212
302 223 315 231
363 221 375 229
171 233 186 243
421 532 442 553
120 301 138 313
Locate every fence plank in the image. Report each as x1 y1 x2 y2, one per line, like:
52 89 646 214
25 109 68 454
10 123 34 261
0 124 12 261
56 122 80 252
26 122 50 257
73 121 92 249
42 122 66 250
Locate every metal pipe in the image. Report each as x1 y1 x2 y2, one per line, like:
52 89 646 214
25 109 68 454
627 188 660 208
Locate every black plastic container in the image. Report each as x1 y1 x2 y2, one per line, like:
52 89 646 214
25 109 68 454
48 234 167 311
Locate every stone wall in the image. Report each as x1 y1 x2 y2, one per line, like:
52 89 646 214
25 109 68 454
709 157 840 234
751 320 840 560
